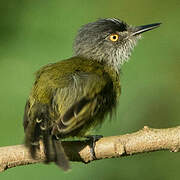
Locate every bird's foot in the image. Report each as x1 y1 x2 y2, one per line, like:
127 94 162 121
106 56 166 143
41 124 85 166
85 135 103 160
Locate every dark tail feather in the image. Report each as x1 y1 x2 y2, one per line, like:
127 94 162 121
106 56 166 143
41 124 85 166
42 131 53 163
25 121 70 171
25 122 41 159
52 137 70 171
42 134 70 171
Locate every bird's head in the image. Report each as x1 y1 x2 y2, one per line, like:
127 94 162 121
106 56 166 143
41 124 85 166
74 18 160 71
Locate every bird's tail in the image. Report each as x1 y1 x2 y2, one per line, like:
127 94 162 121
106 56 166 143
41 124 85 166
42 130 70 171
51 136 70 171
23 100 70 171
24 122 70 171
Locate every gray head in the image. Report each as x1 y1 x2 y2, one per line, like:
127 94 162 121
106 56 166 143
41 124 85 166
73 18 160 71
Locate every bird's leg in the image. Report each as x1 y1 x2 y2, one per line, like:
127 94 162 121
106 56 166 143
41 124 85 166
84 135 103 160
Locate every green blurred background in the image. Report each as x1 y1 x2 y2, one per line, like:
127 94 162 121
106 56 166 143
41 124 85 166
0 0 179 179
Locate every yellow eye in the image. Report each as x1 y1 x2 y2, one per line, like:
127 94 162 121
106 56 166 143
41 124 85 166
109 34 119 42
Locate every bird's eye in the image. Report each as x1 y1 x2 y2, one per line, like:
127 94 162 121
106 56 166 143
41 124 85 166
109 34 119 42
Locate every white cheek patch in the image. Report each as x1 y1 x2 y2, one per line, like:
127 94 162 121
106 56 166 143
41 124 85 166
107 36 140 71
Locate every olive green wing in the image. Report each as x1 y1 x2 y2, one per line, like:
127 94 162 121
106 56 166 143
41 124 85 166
51 71 108 137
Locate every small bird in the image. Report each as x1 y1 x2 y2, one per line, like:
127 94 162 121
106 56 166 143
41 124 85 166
23 18 161 171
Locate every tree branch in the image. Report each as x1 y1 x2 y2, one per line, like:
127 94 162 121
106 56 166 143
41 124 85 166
0 126 180 172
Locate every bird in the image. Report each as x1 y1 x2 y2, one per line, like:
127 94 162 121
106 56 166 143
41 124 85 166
23 18 161 171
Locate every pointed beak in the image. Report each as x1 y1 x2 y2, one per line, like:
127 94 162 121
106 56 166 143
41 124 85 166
132 23 161 36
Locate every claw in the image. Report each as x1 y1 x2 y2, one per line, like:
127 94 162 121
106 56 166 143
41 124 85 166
85 135 103 160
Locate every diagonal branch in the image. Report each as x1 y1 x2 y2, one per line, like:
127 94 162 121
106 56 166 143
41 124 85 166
0 126 180 172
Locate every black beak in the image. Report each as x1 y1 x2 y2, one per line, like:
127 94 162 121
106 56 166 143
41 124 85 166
132 23 161 36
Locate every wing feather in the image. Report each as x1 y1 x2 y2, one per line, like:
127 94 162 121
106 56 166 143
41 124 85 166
51 72 106 136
